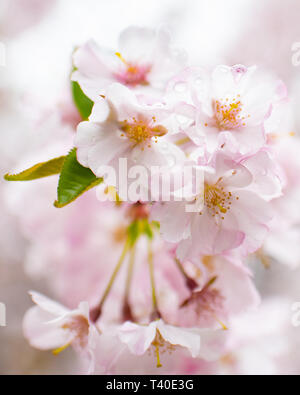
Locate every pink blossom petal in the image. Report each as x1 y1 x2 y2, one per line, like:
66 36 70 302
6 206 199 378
118 321 157 356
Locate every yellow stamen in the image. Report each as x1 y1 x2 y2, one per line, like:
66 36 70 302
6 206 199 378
269 131 296 142
121 118 167 147
256 248 270 269
115 52 127 65
202 183 233 218
217 203 227 214
175 137 191 146
214 97 247 130
52 343 71 355
213 314 228 331
155 343 162 368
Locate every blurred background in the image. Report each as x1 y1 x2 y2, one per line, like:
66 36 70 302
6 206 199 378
1 0 300 375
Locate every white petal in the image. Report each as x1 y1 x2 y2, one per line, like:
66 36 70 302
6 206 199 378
151 202 191 243
23 306 71 350
29 291 69 317
157 321 201 358
118 321 157 356
87 130 130 176
89 99 110 123
118 26 156 63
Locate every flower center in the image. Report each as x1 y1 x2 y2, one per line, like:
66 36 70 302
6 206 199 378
200 182 237 220
150 329 176 368
181 276 227 330
115 52 151 87
194 284 224 318
120 116 167 149
212 96 249 130
53 315 90 355
62 315 90 348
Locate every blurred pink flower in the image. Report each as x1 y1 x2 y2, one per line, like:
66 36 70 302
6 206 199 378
72 26 187 100
220 298 294 375
264 137 300 267
23 291 99 373
0 0 56 38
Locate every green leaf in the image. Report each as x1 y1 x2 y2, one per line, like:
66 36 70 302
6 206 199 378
54 148 102 208
4 156 65 181
71 81 94 120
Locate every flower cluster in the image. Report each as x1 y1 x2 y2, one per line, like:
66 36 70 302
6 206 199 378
5 26 298 374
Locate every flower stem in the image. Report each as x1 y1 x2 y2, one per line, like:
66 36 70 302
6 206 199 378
125 245 136 297
148 240 160 319
123 245 136 321
90 240 129 322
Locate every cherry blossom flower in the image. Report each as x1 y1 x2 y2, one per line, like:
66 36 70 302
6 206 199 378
168 65 286 155
23 291 99 374
152 149 275 258
117 319 225 368
3 17 297 375
219 299 293 375
263 137 300 267
179 255 260 329
216 133 283 200
72 26 187 100
75 83 185 197
85 323 220 375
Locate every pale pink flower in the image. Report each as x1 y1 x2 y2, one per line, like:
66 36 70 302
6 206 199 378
23 291 99 373
117 319 225 367
179 255 260 329
217 133 283 200
264 100 294 145
152 150 275 257
72 26 187 100
168 65 286 154
220 299 293 375
86 324 220 375
75 83 185 196
263 137 300 267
